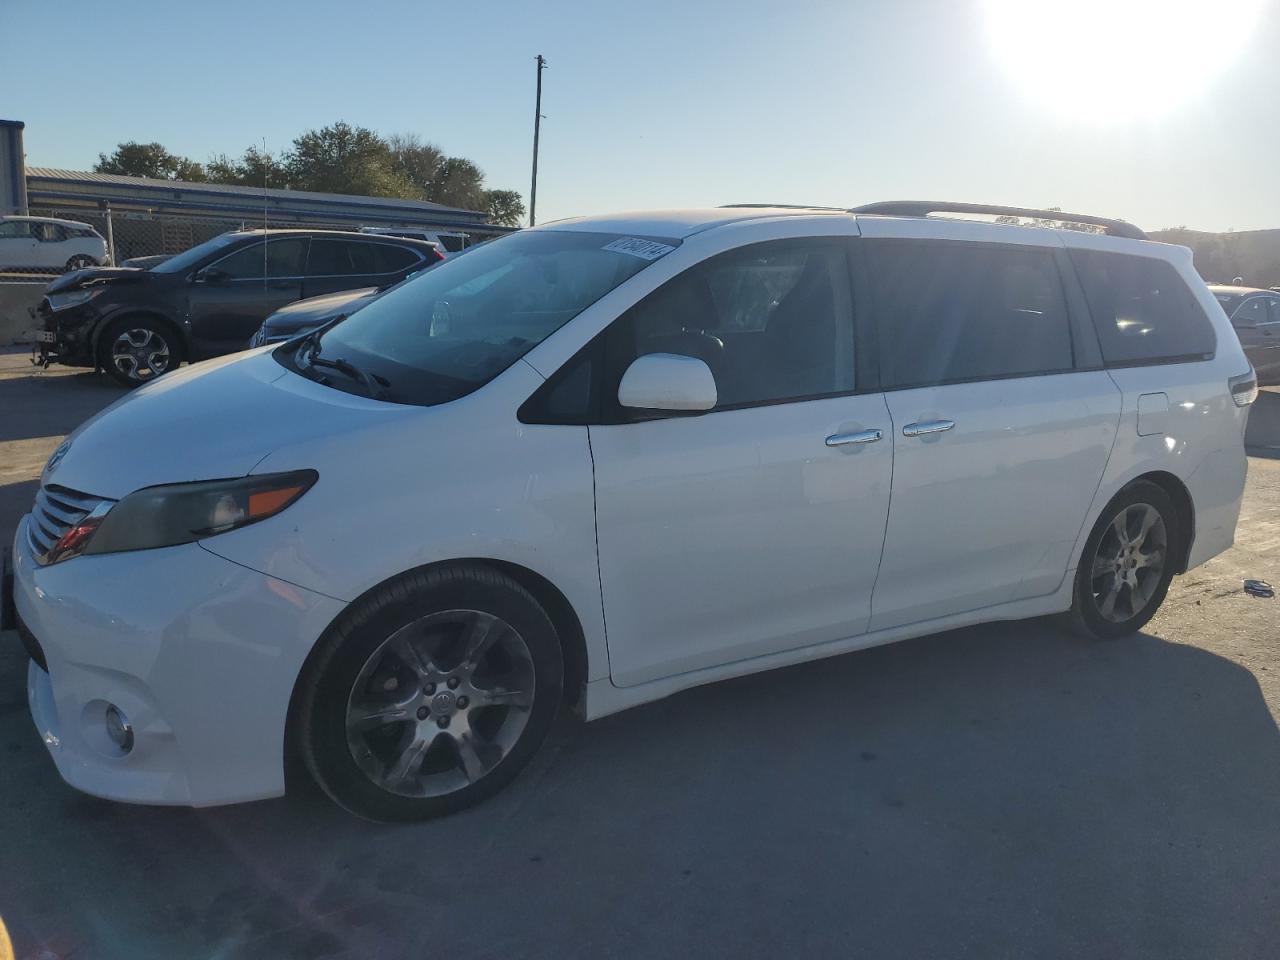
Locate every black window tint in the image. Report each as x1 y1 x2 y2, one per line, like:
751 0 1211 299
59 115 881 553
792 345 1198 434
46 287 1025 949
866 240 1073 389
1069 250 1215 364
0 221 31 238
370 244 419 273
308 239 389 276
1270 299 1280 324
31 222 58 242
607 240 854 411
1231 297 1268 328
215 238 307 279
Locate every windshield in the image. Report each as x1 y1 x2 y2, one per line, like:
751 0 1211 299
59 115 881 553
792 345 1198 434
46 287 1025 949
150 232 242 274
276 230 677 405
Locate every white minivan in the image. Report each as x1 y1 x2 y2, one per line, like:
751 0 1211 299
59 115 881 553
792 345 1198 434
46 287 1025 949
7 203 1256 821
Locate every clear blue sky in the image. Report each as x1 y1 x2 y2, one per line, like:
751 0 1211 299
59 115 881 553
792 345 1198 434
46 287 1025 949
3 0 1277 231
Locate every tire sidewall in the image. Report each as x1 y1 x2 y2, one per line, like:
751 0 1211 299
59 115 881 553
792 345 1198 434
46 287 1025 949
1073 482 1178 639
301 567 563 822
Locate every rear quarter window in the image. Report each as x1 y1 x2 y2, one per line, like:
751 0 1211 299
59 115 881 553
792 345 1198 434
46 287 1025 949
1069 249 1215 364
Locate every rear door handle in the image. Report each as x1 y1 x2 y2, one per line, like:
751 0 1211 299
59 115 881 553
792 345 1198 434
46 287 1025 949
825 428 883 447
902 419 955 437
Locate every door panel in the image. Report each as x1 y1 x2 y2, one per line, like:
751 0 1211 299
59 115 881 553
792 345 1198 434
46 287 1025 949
592 395 893 686
871 373 1120 630
188 239 306 357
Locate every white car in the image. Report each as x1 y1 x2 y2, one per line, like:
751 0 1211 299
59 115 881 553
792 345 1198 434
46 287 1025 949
360 225 465 253
0 215 107 273
6 202 1255 821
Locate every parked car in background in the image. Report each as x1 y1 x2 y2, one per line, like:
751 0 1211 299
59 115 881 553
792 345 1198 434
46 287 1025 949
360 225 467 253
8 203 1254 821
0 215 107 273
249 286 381 347
121 254 170 270
1210 283 1280 385
34 228 445 386
249 240 474 346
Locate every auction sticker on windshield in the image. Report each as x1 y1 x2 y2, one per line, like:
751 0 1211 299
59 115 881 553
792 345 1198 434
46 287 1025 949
602 237 676 260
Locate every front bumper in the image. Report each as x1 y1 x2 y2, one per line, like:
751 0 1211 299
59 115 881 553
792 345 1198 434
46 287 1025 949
31 299 98 368
12 516 346 807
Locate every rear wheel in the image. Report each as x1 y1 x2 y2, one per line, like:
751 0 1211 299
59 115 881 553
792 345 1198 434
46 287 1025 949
1067 481 1178 639
298 564 563 821
98 317 182 387
64 255 97 273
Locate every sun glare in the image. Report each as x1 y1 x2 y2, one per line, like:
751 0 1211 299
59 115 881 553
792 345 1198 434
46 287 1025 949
983 0 1266 122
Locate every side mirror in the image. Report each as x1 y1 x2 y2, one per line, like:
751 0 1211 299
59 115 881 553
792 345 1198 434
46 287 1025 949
618 353 717 413
197 266 229 284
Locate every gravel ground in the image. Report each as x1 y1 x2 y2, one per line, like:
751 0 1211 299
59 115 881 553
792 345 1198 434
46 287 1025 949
1 349 1278 960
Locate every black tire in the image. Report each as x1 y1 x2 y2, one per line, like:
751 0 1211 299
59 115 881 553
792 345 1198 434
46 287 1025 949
297 563 563 822
97 316 183 387
1066 481 1179 640
64 255 97 273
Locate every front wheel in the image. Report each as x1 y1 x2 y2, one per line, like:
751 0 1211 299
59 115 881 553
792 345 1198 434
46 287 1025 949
1067 481 1179 639
98 317 182 387
297 564 563 821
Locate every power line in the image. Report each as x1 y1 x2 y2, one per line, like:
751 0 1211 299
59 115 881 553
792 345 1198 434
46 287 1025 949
529 54 547 227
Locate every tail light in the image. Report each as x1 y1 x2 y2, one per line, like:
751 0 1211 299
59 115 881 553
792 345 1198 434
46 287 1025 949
1229 370 1258 407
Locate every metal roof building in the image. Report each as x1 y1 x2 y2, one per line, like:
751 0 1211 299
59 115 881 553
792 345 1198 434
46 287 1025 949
24 167 503 234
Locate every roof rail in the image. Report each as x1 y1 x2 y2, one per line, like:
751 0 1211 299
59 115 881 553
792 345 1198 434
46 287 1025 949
848 201 1148 241
720 203 847 212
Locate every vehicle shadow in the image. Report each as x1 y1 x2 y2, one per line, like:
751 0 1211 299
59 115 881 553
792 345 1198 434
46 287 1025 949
0 362 125 445
2 619 1277 959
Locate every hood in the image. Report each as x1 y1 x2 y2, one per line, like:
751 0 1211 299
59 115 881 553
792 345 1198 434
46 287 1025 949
45 266 146 294
43 348 414 501
262 288 379 333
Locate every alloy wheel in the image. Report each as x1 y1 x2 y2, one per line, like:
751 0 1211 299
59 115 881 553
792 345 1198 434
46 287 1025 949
110 328 171 382
1089 502 1168 623
344 609 536 798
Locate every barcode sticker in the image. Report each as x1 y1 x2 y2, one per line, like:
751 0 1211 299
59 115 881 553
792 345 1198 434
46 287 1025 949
602 237 676 261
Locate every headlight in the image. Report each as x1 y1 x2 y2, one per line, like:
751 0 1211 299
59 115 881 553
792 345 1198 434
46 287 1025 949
80 470 317 556
46 288 103 312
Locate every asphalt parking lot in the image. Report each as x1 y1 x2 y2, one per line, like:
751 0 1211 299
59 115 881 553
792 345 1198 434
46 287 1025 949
2 348 1279 960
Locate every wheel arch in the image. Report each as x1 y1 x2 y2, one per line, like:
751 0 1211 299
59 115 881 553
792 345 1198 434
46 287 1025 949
1107 470 1195 574
92 309 189 361
282 557 591 785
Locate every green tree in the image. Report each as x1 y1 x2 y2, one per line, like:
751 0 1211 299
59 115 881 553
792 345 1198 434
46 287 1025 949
206 146 287 187
484 189 526 227
386 133 445 195
285 121 410 197
428 157 486 210
95 141 206 181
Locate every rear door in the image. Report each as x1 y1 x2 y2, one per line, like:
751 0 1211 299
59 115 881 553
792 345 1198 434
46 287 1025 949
302 238 423 298
858 220 1121 631
587 233 895 686
187 237 307 357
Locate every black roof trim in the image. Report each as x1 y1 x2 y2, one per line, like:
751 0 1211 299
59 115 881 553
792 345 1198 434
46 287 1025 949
848 201 1148 241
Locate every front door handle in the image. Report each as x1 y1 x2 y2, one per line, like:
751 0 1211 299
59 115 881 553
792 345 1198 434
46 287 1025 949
825 428 883 447
902 419 955 438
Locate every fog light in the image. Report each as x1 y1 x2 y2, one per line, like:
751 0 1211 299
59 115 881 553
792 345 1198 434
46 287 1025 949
105 704 134 753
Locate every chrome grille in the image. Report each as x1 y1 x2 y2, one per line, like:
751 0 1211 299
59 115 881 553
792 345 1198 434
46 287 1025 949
26 484 109 565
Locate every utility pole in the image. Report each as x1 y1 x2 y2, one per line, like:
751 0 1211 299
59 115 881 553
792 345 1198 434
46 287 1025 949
529 54 547 227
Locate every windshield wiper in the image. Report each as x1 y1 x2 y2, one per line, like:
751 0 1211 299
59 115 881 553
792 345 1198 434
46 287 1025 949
306 354 390 399
293 314 391 399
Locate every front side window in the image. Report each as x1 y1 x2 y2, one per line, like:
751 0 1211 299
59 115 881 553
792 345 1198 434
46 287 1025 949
603 239 855 410
865 240 1073 389
151 232 241 274
212 238 308 279
0 220 31 239
1069 249 1215 364
1231 296 1268 329
280 230 677 406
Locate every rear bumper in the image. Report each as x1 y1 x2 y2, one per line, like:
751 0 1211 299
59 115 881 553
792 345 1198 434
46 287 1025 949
12 516 346 807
